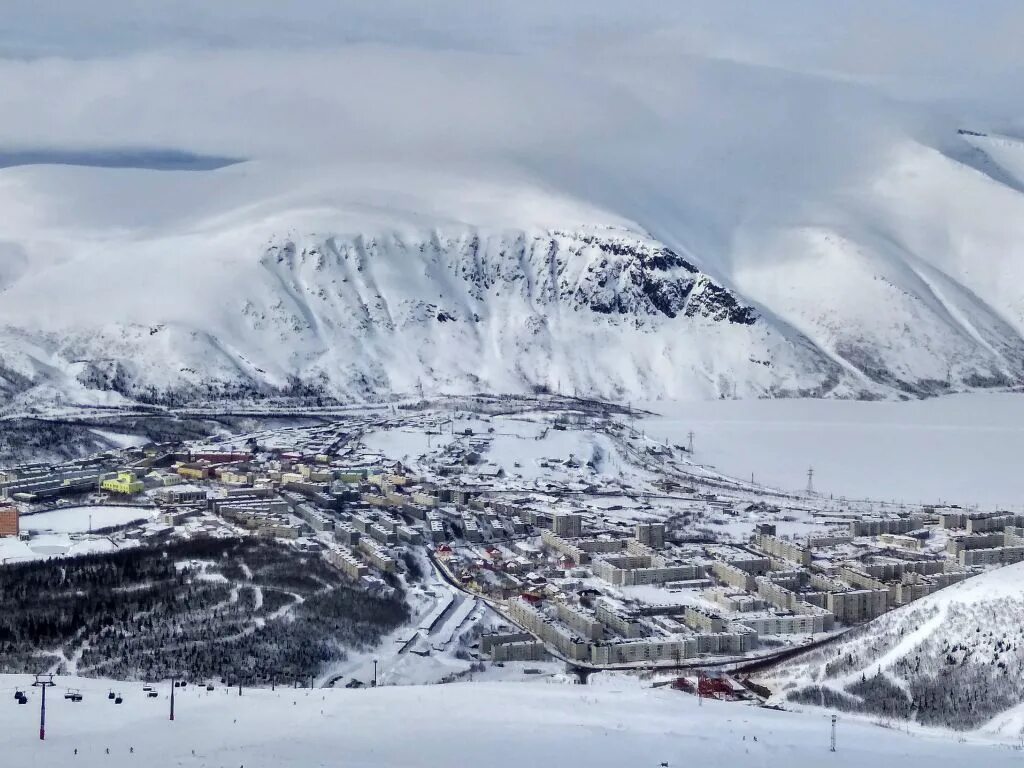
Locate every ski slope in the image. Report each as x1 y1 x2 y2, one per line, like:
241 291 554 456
1 675 1021 768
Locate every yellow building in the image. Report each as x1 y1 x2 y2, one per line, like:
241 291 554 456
101 472 144 495
177 464 209 480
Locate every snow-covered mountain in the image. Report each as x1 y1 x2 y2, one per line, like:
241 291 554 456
764 562 1024 733
3 34 1024 409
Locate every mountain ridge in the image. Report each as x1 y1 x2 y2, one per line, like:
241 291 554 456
3 132 1024 409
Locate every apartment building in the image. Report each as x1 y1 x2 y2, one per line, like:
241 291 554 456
738 611 829 635
635 522 666 549
554 601 604 640
754 531 812 566
826 588 888 623
966 513 1021 534
589 636 697 665
683 607 725 633
705 588 767 613
594 599 645 639
849 516 923 537
552 512 584 539
711 561 757 591
507 598 590 661
493 640 549 662
593 554 702 587
325 545 370 580
358 538 397 573
333 521 361 546
959 545 1024 567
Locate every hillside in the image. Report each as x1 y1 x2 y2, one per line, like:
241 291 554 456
763 562 1024 732
1 674 1021 768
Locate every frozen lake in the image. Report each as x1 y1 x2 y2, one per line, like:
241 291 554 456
21 505 155 533
641 393 1024 509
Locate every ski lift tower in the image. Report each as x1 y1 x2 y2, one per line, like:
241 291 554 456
32 673 56 740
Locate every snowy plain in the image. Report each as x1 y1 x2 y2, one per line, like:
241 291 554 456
641 393 1024 508
20 505 156 534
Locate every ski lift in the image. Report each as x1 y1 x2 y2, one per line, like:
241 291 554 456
13 690 24 700
64 688 83 702
114 694 123 704
108 689 116 700
173 681 180 688
180 681 188 688
16 694 27 705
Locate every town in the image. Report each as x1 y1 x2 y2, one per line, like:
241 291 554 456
2 396 1020 680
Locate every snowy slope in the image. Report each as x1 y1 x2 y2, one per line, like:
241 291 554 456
765 562 1024 732
1 674 1021 767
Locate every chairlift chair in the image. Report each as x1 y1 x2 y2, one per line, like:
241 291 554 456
108 690 116 700
114 694 123 704
147 690 158 698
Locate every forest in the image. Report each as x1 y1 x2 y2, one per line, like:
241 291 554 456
0 536 409 685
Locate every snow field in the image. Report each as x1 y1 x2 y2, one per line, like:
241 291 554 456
2 674 1023 768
